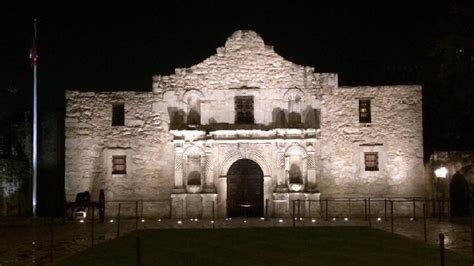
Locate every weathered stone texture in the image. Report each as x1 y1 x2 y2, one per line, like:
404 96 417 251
320 86 424 197
65 30 425 218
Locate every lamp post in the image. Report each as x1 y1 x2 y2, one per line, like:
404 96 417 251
434 167 448 217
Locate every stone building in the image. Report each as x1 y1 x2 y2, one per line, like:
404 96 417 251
65 30 425 218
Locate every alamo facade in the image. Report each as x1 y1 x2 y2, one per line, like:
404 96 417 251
65 30 425 218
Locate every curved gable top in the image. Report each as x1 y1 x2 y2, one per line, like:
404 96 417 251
153 30 338 94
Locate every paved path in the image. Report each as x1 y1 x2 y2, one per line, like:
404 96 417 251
0 216 473 265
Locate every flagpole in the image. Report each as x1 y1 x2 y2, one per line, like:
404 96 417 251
32 19 38 216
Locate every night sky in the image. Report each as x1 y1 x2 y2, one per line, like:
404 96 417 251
1 0 473 154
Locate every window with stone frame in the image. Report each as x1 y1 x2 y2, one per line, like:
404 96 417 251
235 96 254 124
364 152 379 171
112 103 125 126
112 155 126 174
359 99 371 123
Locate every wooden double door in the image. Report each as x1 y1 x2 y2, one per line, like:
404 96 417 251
227 159 264 217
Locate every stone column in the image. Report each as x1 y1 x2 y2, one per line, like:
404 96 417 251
173 146 185 193
203 143 216 192
275 142 287 192
306 149 317 191
216 177 227 218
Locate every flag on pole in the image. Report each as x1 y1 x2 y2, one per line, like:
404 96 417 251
30 21 38 68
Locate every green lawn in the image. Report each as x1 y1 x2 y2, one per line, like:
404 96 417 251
57 227 474 266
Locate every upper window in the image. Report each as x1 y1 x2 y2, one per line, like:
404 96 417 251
364 152 379 171
112 103 125 126
112 155 126 174
359 99 371 123
235 96 254 124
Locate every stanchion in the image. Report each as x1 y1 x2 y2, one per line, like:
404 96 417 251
438 199 442 222
325 199 328 221
49 215 54 262
470 206 474 255
390 200 394 234
292 200 296 227
136 236 141 266
117 203 121 238
309 200 312 220
364 198 367 221
368 198 371 227
423 203 427 242
439 233 445 266
384 199 387 221
348 199 352 220
265 199 269 220
91 206 95 248
212 201 215 229
297 199 301 221
412 198 416 221
141 199 144 222
135 201 139 230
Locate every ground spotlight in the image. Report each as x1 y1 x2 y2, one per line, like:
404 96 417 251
177 220 182 224
109 219 114 223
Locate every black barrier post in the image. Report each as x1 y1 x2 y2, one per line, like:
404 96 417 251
412 198 416 221
391 200 394 234
423 203 427 242
135 201 139 230
364 198 367 221
91 206 95 248
49 215 54 262
471 206 474 255
308 200 312 220
265 199 269 220
438 199 442 221
136 236 141 266
297 199 301 221
141 200 144 222
212 201 215 229
439 233 445 266
291 200 296 227
447 200 451 222
117 203 121 238
325 199 329 221
348 199 352 220
384 199 387 221
368 198 372 227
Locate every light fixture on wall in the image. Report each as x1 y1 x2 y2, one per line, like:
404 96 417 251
434 166 448 217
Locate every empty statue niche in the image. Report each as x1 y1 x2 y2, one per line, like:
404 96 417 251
186 95 201 127
168 107 187 130
303 107 321 129
286 150 305 192
288 94 302 127
186 154 202 193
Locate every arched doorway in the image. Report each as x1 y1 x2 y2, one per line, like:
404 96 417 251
450 172 470 217
227 159 264 217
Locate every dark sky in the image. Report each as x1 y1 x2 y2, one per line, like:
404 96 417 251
1 0 472 151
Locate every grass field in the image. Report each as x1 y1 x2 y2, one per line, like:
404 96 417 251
56 227 474 266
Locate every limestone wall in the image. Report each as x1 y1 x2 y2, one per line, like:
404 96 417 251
64 30 426 218
65 91 174 212
320 86 424 197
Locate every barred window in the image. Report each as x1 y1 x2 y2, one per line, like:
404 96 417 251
112 155 126 174
359 99 371 123
364 152 379 171
235 96 254 124
112 103 125 126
